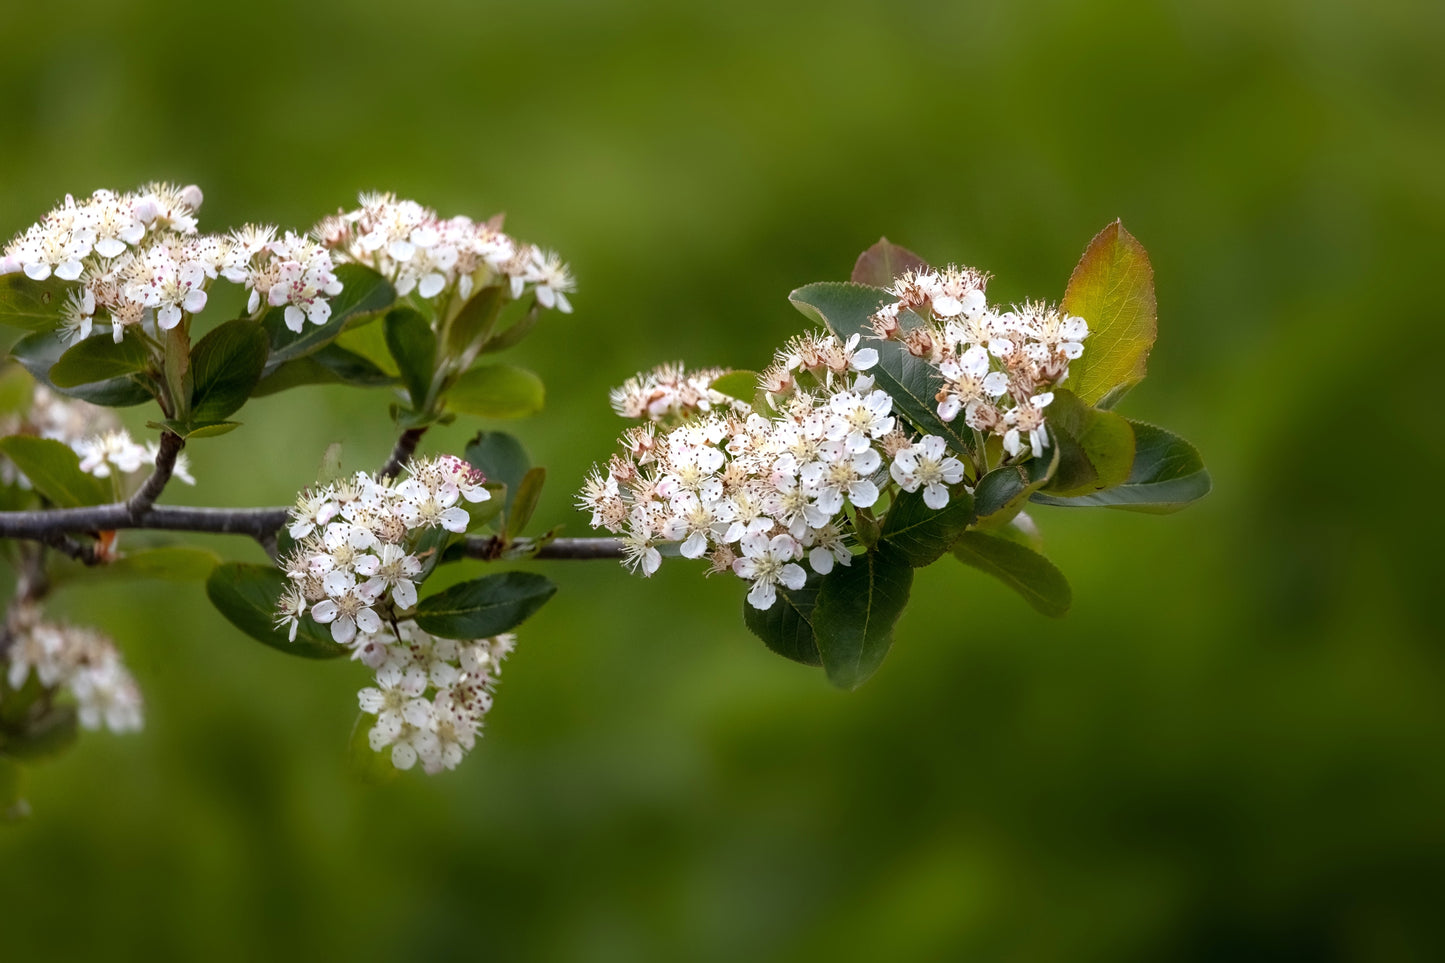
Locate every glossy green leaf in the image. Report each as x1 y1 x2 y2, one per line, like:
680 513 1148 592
1061 220 1158 407
384 307 437 409
0 435 109 507
446 284 506 354
880 485 975 567
973 445 1059 529
205 562 349 659
505 467 546 539
1041 389 1135 497
10 330 153 406
413 571 557 640
1032 420 1211 513
952 531 1071 618
743 573 823 666
189 319 269 423
251 343 396 396
0 274 73 332
789 282 970 456
709 370 760 404
49 333 151 388
466 430 530 515
262 263 396 371
446 364 545 419
148 418 240 440
811 543 914 690
851 237 928 288
479 297 541 355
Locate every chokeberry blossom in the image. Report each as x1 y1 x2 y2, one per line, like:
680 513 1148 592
579 257 1091 612
273 455 513 776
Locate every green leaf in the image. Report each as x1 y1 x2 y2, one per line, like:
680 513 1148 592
880 485 975 567
445 364 545 419
811 543 914 690
505 467 545 539
952 531 1071 618
347 712 399 785
446 284 506 354
0 435 110 507
205 562 349 659
262 263 396 372
850 237 928 288
49 333 151 388
10 330 153 406
466 431 530 515
251 343 396 397
1041 389 1135 497
1031 420 1211 513
743 572 823 666
413 571 557 640
189 319 269 423
973 445 1059 529
384 307 437 409
789 282 970 456
148 418 240 440
1061 220 1158 407
479 297 541 355
0 274 73 332
709 370 760 404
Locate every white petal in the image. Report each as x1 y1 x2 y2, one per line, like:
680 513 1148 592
284 304 305 332
923 482 949 510
747 579 778 610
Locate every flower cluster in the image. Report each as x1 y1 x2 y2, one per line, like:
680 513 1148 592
608 362 745 422
0 383 195 491
2 603 144 734
275 455 507 775
579 333 966 610
315 192 575 312
870 266 1089 458
0 183 344 343
354 624 514 774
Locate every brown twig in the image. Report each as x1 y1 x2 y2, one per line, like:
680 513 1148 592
379 427 428 481
127 431 184 518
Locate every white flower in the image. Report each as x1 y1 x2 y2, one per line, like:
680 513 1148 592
525 248 575 313
1002 392 1054 459
732 533 806 610
359 660 432 750
890 435 967 509
355 543 423 610
799 441 881 515
310 573 384 645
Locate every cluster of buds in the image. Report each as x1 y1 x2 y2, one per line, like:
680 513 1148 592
2 603 144 734
579 335 967 610
608 362 746 422
871 266 1089 459
276 455 506 775
0 383 195 491
0 184 344 343
314 192 575 312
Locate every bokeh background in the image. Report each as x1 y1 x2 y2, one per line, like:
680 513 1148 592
2 0 1442 959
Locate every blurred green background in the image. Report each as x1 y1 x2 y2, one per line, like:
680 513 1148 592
2 0 1442 959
